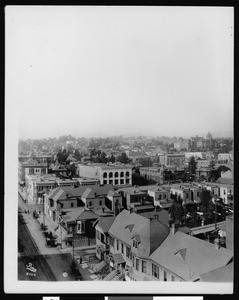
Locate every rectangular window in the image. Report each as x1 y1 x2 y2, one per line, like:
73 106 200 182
89 201 92 207
152 264 159 279
103 180 107 185
142 260 146 273
96 230 100 240
121 243 124 254
109 236 114 246
126 246 131 259
164 270 167 281
71 203 74 208
117 240 119 250
135 258 139 271
132 256 135 267
100 233 104 243
99 200 102 205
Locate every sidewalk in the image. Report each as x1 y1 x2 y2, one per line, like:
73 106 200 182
19 189 96 255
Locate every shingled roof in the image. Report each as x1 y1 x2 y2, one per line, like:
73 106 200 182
149 231 233 281
108 209 170 258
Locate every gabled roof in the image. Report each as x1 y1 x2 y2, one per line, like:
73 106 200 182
76 210 98 221
48 186 89 201
82 185 115 199
96 216 116 233
108 209 169 258
62 207 98 222
107 190 121 197
199 262 233 282
138 210 170 226
149 231 233 281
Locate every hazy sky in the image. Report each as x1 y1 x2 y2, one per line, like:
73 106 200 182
6 6 233 139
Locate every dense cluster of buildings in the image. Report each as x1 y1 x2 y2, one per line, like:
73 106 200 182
18 133 234 282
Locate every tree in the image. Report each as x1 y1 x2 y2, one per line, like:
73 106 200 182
208 165 231 182
168 195 185 224
117 152 131 164
188 156 197 175
199 189 214 220
109 154 116 163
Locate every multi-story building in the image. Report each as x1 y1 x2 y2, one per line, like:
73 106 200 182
25 174 78 203
97 210 233 282
149 231 233 282
18 160 48 182
218 153 233 164
159 154 185 167
139 166 164 184
107 209 170 281
174 138 191 150
117 186 148 210
146 186 171 208
77 163 132 186
94 216 116 260
169 183 201 204
184 152 204 161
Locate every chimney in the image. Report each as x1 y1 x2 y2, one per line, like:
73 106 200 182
171 223 176 235
214 237 220 250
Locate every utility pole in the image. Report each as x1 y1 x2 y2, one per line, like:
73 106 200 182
43 194 45 226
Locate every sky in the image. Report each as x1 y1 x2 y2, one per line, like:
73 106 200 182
6 6 234 139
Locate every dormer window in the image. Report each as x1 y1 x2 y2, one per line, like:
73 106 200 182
132 235 141 249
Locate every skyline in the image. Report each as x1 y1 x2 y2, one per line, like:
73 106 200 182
6 6 233 140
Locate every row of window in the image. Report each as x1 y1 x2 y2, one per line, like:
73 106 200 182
28 168 47 174
87 200 103 208
103 171 130 178
111 236 179 281
103 179 130 185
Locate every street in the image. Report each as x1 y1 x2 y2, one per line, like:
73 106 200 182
18 194 76 281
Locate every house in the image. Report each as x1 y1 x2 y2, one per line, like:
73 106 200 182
94 216 116 260
81 185 116 211
62 207 98 239
105 190 123 216
107 209 170 281
149 231 233 281
43 185 89 222
216 183 233 205
77 163 132 186
170 183 201 205
146 185 171 208
117 186 148 210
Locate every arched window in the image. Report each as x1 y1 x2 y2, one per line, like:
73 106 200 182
126 171 130 177
103 172 107 178
115 172 119 178
109 172 113 178
120 171 124 177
